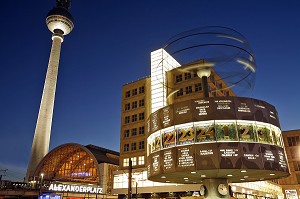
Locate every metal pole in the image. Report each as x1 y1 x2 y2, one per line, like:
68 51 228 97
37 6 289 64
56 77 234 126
202 76 209 97
128 159 132 199
135 181 138 199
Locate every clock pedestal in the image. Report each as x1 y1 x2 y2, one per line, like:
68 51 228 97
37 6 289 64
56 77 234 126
203 178 229 199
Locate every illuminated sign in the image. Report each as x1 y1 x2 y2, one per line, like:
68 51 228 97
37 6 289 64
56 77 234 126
48 183 102 194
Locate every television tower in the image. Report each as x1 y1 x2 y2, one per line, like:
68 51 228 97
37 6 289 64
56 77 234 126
26 0 74 181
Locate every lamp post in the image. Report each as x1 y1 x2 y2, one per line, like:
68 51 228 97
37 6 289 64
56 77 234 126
39 173 44 196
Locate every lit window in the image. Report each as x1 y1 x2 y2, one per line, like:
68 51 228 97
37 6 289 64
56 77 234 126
132 88 138 96
139 126 144 135
125 103 130 111
125 116 130 124
139 112 144 120
177 88 183 96
139 99 144 107
132 101 137 109
195 83 202 92
132 114 137 122
131 157 137 166
176 74 182 82
139 141 144 149
124 144 129 152
124 129 130 138
139 86 144 94
186 86 192 94
131 142 137 151
184 73 191 80
123 158 129 167
131 128 137 136
125 91 130 98
138 156 144 165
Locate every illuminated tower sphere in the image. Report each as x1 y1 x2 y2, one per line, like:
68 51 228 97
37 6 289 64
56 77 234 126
26 0 74 181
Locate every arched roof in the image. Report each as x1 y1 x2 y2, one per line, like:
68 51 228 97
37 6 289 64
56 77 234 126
32 143 119 184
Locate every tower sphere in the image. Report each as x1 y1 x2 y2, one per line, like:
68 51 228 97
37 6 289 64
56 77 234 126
46 6 74 35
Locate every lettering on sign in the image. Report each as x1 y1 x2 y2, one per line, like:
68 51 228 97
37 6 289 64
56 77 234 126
220 148 239 157
178 147 195 167
48 183 102 194
194 100 209 116
264 150 275 161
238 103 251 113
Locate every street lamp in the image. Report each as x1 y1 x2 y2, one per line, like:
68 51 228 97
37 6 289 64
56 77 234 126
39 173 44 195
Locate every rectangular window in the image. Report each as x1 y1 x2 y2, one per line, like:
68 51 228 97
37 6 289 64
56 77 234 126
138 156 145 165
139 112 144 120
125 116 130 124
125 91 130 98
176 74 182 83
186 86 192 94
139 141 145 149
288 136 300 146
123 158 129 167
139 86 145 94
293 161 300 171
124 144 129 152
131 128 137 136
132 114 137 122
132 101 137 109
195 83 202 92
131 142 137 151
177 88 183 96
184 73 191 80
125 103 130 111
139 99 145 107
132 88 138 96
131 157 137 166
139 126 144 135
124 129 130 138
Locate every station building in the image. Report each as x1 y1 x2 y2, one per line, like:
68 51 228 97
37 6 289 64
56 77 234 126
30 143 119 199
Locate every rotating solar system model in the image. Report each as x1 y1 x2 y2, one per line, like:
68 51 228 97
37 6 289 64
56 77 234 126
146 26 289 198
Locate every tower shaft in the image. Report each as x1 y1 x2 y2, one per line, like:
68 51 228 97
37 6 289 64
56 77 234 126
26 34 63 181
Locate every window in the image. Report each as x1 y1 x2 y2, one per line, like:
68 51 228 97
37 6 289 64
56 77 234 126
125 91 130 98
132 114 137 122
125 103 130 111
125 116 130 124
139 86 144 94
131 142 137 151
124 144 129 152
131 157 137 166
124 129 130 138
139 112 144 120
293 161 300 171
288 136 300 146
176 74 182 82
195 83 202 92
186 86 192 94
139 126 144 135
132 101 137 109
138 156 145 165
139 141 145 149
177 88 183 96
132 88 138 96
193 72 198 77
184 73 191 80
131 128 137 136
139 99 144 107
123 158 129 167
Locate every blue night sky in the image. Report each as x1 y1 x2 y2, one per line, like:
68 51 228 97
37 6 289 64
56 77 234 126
0 0 299 180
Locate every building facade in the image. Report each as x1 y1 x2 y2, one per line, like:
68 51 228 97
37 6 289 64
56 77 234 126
278 129 300 199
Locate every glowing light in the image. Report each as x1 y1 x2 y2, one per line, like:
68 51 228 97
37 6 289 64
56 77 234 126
241 170 247 173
